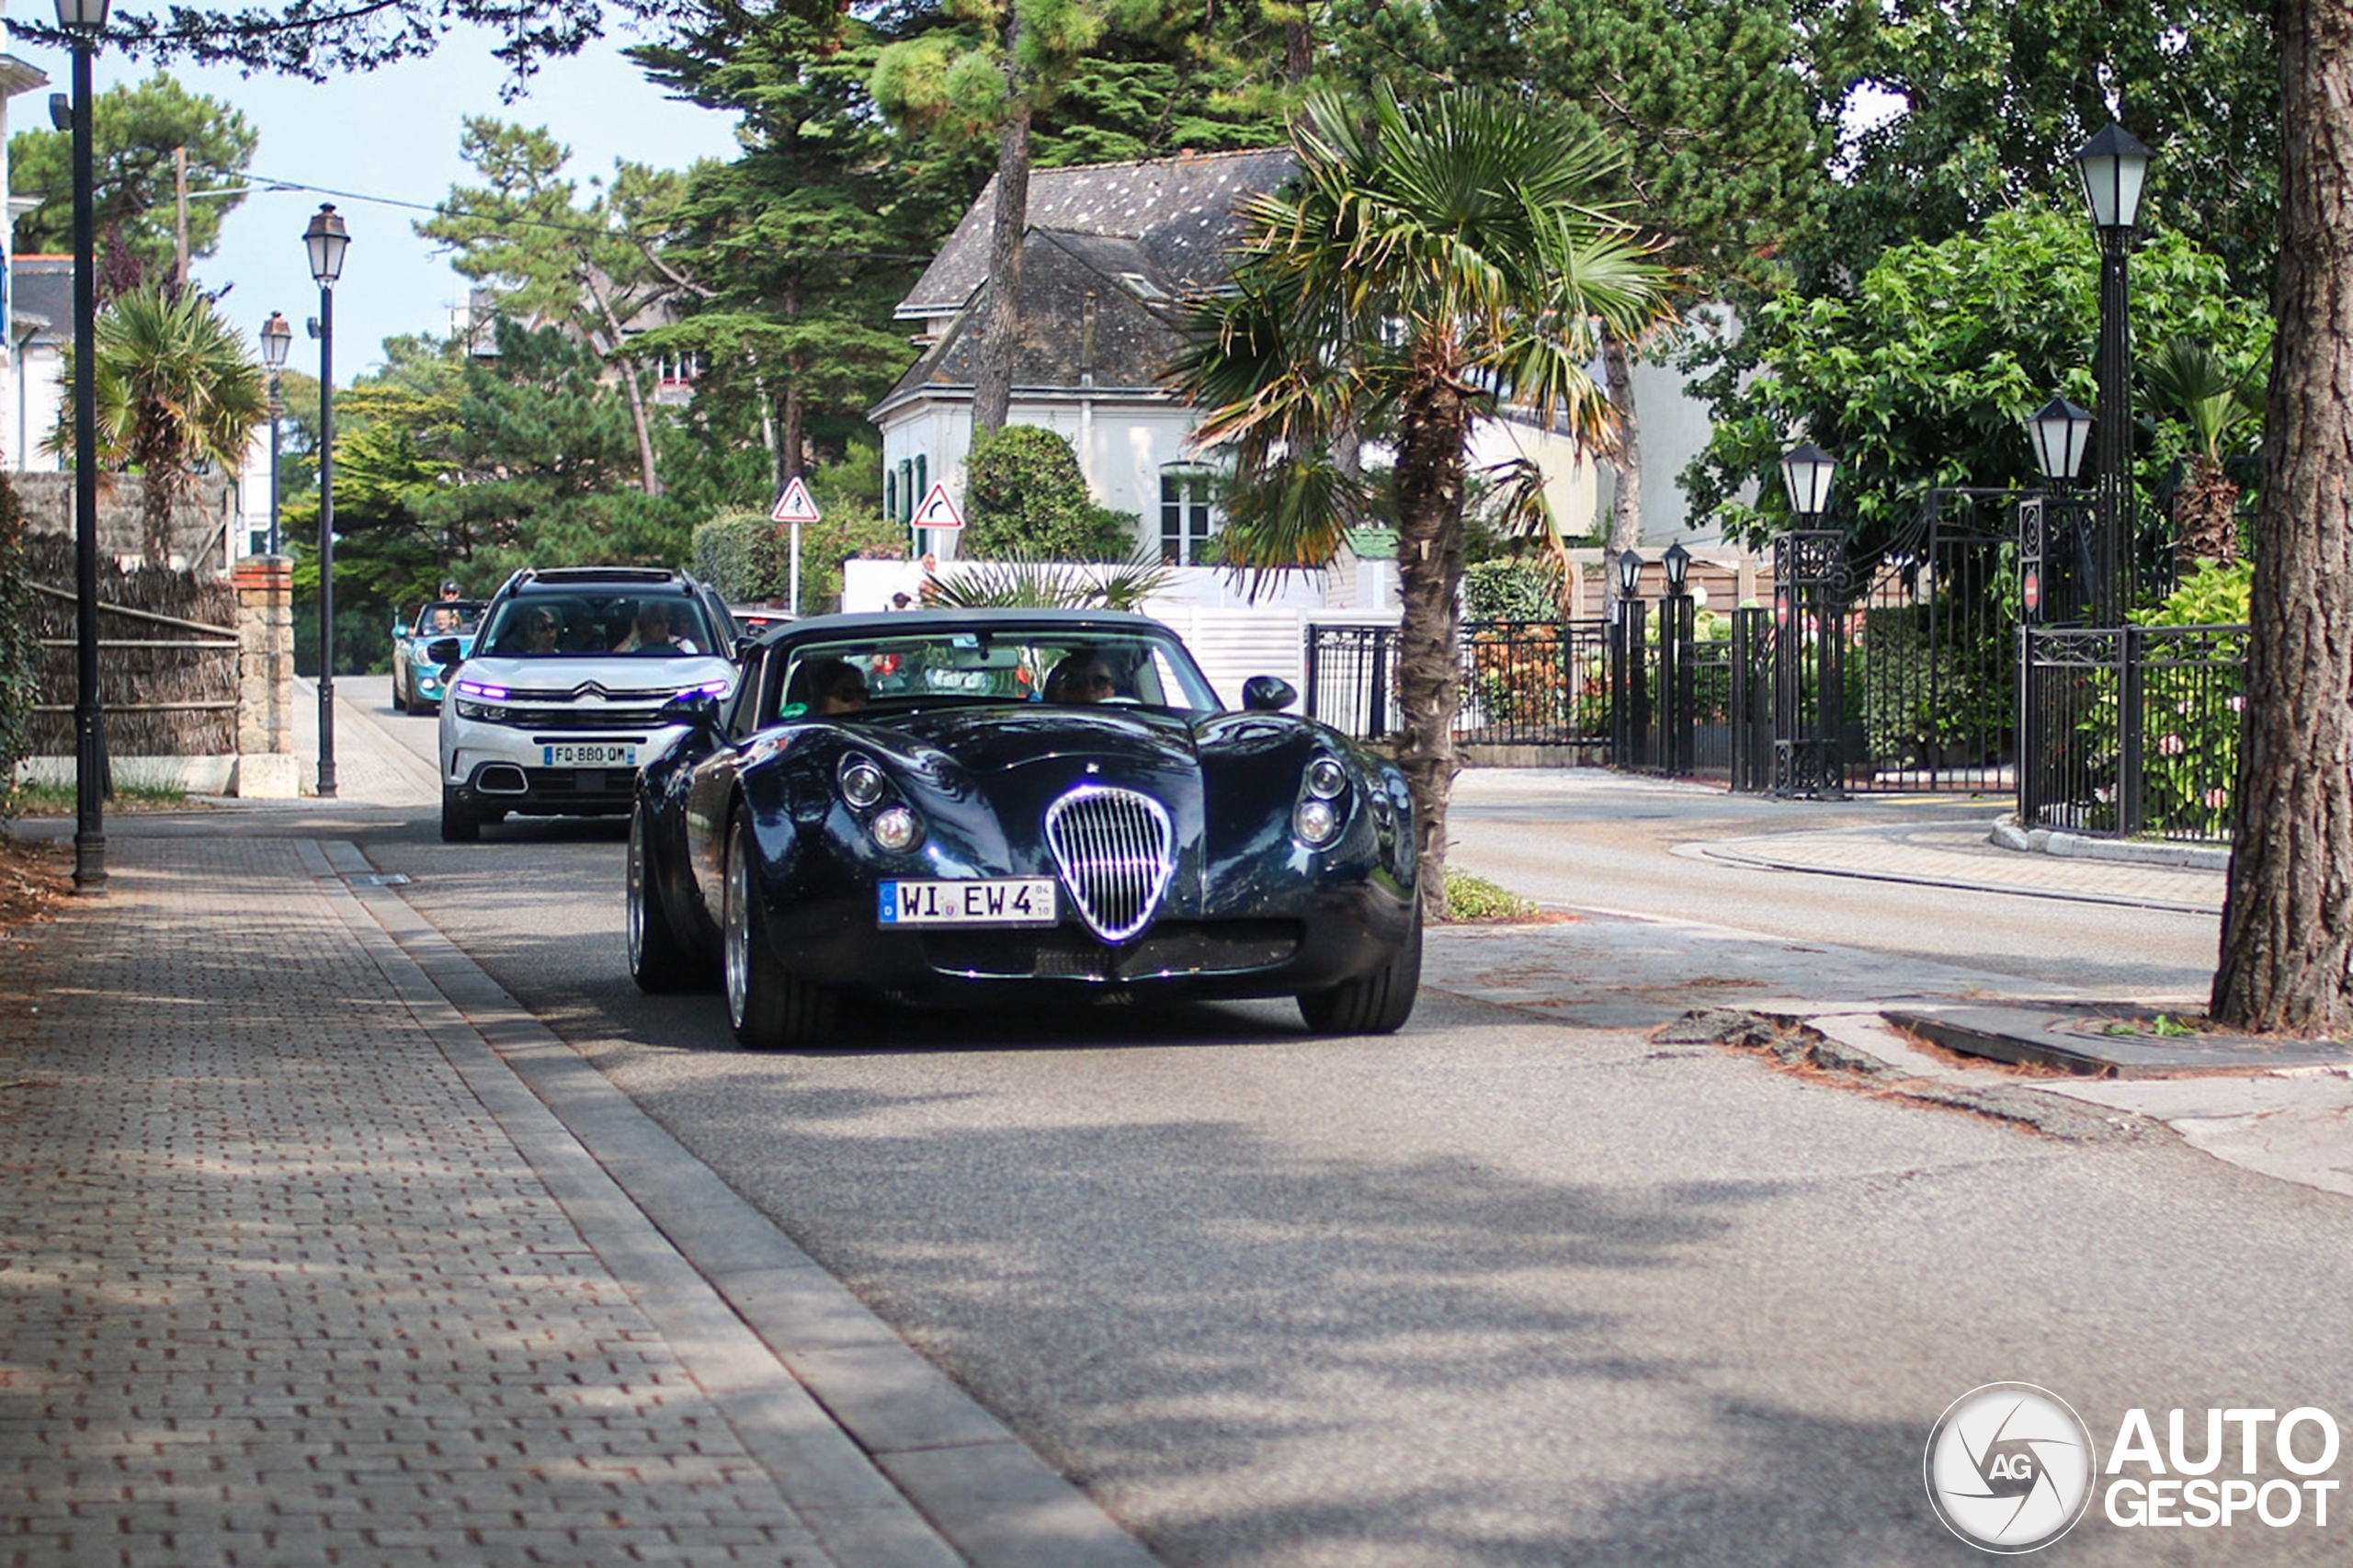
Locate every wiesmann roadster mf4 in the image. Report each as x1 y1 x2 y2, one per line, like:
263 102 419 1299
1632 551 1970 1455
626 609 1422 1047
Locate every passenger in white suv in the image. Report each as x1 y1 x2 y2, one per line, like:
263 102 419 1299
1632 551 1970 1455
436 569 738 843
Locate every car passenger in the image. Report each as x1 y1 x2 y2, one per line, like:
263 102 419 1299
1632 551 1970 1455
515 608 562 654
1045 650 1119 703
615 601 699 654
784 656 869 717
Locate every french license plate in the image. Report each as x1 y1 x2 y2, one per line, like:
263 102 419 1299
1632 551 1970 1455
878 878 1057 926
542 743 637 767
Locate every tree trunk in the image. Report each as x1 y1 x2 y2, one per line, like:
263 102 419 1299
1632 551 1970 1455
1392 368 1471 922
784 374 806 482
2211 0 2353 1035
1600 326 1643 609
1284 17 1313 82
2172 456 2241 568
756 379 783 495
141 466 175 566
972 78 1033 437
584 272 663 496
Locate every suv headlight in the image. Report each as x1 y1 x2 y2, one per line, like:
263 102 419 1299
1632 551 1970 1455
453 698 509 722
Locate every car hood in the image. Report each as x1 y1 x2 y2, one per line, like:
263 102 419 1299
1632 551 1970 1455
453 652 736 698
872 705 1199 774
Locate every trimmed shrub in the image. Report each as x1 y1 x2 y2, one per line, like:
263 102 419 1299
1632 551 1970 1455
0 475 33 803
692 509 784 604
962 426 1135 562
1464 557 1563 621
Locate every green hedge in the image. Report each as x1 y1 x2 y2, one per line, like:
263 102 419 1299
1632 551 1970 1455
962 426 1136 562
0 475 34 802
691 509 784 604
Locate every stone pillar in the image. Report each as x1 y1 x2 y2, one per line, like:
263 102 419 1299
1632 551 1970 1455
230 555 299 798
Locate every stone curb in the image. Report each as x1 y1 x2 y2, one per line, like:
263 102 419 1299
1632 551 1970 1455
1986 818 2232 870
316 840 1158 1568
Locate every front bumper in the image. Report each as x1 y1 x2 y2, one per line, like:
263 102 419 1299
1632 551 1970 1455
756 880 1415 1006
445 720 692 817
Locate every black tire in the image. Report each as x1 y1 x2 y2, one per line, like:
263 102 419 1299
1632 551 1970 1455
405 683 435 716
440 785 482 843
722 810 836 1050
628 802 713 993
1298 900 1423 1035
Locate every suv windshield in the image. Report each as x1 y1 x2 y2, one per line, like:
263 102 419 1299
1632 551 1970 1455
773 628 1219 720
479 594 722 658
412 601 483 636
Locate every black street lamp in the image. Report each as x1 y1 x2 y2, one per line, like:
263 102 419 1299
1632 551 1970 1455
57 0 109 894
1779 440 1836 523
303 204 348 798
2075 124 2153 623
2021 395 2096 625
2025 395 2095 489
258 312 290 556
1662 540 1692 596
1614 547 1644 602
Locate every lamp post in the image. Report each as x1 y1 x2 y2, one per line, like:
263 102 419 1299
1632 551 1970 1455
2075 124 2153 624
303 204 348 798
58 0 109 893
1660 540 1694 774
2022 394 2094 624
259 312 290 556
1613 550 1646 769
1774 440 1844 796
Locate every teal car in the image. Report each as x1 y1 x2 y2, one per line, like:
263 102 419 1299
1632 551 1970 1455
392 600 484 714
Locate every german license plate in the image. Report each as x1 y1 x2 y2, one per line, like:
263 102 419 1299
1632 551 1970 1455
542 743 636 767
878 878 1057 926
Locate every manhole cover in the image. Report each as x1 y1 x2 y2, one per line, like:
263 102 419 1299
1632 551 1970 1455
347 872 411 888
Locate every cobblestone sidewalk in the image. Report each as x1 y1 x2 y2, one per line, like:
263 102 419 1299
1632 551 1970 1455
0 836 836 1568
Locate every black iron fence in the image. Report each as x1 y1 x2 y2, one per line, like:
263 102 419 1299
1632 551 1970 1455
2019 622 2247 842
1305 619 1610 754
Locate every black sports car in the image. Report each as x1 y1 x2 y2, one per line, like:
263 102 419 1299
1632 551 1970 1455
627 608 1422 1048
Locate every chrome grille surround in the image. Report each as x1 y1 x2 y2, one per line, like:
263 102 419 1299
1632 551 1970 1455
1043 785 1175 943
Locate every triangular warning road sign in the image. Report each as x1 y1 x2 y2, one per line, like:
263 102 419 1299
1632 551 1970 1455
909 482 965 530
770 476 823 525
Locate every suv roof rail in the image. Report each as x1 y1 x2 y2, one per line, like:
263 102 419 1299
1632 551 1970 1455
518 565 684 585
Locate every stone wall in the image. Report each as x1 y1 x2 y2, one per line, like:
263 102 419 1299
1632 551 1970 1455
16 471 243 572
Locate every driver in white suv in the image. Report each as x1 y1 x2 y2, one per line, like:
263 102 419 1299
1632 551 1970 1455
436 569 737 842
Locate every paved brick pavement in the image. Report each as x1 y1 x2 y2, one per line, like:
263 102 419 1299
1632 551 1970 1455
0 836 837 1568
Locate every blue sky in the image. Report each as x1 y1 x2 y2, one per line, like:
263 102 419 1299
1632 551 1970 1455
6 14 743 382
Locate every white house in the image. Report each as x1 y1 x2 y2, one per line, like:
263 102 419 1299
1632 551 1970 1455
0 6 50 474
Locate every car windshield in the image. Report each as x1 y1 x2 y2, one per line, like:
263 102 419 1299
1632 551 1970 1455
479 594 721 658
774 627 1219 721
413 601 483 636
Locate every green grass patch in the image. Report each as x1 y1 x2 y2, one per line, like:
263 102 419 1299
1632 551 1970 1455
1440 868 1540 924
6 780 195 817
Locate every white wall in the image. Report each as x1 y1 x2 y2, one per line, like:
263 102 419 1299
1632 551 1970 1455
878 392 1206 561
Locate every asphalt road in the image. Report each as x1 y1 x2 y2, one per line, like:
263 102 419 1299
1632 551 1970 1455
338 678 2347 1566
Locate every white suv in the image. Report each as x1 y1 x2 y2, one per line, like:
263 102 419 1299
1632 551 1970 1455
433 567 739 841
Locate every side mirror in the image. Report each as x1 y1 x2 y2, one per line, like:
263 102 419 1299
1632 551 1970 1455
661 690 722 732
1242 675 1297 712
425 637 463 667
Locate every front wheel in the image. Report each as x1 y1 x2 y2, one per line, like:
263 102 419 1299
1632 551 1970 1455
1298 901 1422 1035
440 785 481 843
722 811 836 1050
628 802 713 993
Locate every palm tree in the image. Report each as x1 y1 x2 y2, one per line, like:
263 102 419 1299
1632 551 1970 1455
1169 86 1669 917
50 284 268 565
2144 337 2264 569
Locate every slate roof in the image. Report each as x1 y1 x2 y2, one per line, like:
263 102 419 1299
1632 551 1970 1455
878 148 1294 411
12 256 71 345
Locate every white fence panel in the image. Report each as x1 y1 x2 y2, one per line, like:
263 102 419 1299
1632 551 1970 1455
1144 604 1306 710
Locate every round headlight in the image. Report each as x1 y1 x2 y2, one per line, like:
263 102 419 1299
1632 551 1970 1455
839 756 886 809
1306 756 1347 799
870 804 922 853
1294 797 1338 846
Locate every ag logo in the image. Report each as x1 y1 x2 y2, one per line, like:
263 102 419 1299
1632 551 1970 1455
1925 1382 2097 1552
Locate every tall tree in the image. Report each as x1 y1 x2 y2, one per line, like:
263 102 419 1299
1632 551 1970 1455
2211 0 2353 1035
417 119 696 497
1171 87 1667 918
9 72 258 288
1317 1 1822 583
49 283 267 565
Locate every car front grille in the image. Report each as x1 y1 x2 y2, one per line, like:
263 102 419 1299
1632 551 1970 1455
504 706 666 730
1043 785 1175 943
